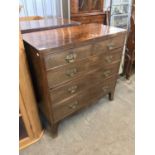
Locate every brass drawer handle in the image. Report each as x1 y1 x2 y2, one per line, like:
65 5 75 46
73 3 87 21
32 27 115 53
68 101 79 109
68 85 78 94
102 87 108 92
105 55 113 63
66 68 78 77
103 70 111 77
65 53 77 63
107 43 116 50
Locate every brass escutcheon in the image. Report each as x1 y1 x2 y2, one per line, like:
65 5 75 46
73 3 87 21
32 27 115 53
66 68 78 77
68 101 79 109
68 85 78 94
65 53 77 63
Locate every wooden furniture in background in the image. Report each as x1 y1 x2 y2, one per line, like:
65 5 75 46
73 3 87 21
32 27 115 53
19 16 44 21
70 0 106 24
23 24 126 137
20 17 80 34
123 1 135 79
19 31 43 150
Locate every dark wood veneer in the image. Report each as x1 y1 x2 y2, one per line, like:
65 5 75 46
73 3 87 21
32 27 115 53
23 23 126 137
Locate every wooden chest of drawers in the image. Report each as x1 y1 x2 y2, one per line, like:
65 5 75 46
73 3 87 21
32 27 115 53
23 24 126 137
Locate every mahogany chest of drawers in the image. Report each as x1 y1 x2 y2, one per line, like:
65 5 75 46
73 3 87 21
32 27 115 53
23 24 126 137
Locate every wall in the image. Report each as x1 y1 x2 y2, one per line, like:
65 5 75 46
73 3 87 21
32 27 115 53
19 0 62 18
62 0 69 18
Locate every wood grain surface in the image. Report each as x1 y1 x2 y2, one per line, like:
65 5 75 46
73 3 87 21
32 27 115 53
22 23 126 52
19 31 43 149
23 23 126 137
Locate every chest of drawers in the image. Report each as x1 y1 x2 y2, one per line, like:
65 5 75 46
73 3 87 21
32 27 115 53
23 24 126 137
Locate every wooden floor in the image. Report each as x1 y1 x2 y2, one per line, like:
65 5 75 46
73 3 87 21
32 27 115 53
20 75 135 155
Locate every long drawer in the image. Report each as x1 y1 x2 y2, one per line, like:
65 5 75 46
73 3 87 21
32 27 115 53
50 63 119 104
52 77 116 122
102 48 122 66
44 35 124 70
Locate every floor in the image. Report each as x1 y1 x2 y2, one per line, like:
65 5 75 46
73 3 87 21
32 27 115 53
20 75 135 155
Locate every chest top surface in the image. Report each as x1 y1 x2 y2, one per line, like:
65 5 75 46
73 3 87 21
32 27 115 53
22 23 126 52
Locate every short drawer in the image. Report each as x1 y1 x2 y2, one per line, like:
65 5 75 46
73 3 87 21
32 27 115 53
93 64 119 81
47 56 102 88
97 63 120 79
93 34 125 55
44 44 93 70
104 48 123 65
52 78 115 122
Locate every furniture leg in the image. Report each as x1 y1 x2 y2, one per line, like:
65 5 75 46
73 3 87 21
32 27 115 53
109 91 114 101
50 123 59 138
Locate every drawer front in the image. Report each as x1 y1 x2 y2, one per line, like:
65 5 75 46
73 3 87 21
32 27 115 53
50 75 92 104
88 63 120 83
91 15 104 23
53 77 115 122
47 56 102 88
44 44 93 70
93 34 125 55
50 63 119 104
104 49 123 65
71 15 104 24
